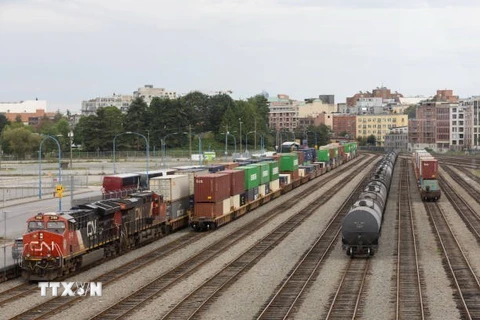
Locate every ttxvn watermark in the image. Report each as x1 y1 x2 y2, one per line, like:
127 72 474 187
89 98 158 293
38 282 102 296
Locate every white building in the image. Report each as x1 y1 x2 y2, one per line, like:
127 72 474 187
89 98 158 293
81 94 133 116
0 100 47 113
460 96 480 149
133 84 177 105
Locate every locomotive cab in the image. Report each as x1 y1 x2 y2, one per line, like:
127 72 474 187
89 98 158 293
22 213 69 280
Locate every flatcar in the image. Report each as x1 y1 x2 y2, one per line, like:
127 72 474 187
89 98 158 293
342 150 397 257
412 149 441 201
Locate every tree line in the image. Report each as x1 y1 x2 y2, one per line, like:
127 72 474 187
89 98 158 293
0 91 334 159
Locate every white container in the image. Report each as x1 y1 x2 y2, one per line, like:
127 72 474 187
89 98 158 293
269 179 280 192
279 173 291 185
258 184 266 197
230 194 240 210
298 168 306 177
222 198 231 215
149 175 189 202
175 169 209 195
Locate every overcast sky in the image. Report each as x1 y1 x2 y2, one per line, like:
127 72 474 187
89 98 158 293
1 0 480 113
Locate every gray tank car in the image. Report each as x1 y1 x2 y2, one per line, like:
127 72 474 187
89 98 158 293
342 151 397 257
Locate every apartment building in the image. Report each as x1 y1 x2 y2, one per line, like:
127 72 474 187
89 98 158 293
460 96 480 149
81 94 133 116
268 94 296 131
133 84 177 105
384 126 408 151
356 114 408 146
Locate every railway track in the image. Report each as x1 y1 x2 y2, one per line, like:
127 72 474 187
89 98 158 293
324 258 369 320
438 167 480 241
9 232 203 320
424 202 480 319
10 155 374 320
154 159 379 320
442 165 480 204
0 283 36 306
255 165 371 320
435 155 480 169
395 159 426 319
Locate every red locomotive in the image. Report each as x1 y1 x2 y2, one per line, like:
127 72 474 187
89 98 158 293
22 191 167 280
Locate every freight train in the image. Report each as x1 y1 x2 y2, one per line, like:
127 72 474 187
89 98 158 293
412 149 441 201
21 143 358 280
342 150 398 257
21 191 167 280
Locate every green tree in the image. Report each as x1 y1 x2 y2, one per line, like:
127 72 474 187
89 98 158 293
367 134 377 146
207 94 235 134
0 114 11 134
179 91 210 132
124 97 149 134
2 126 40 159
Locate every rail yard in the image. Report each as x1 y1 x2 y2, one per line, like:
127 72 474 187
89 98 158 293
1 151 480 319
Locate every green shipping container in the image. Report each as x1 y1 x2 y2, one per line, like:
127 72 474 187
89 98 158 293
344 143 351 153
317 149 330 162
258 162 270 184
268 161 279 181
234 166 259 189
246 163 269 185
280 153 299 172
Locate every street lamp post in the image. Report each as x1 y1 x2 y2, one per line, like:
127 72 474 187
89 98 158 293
161 132 178 168
224 131 228 160
197 134 203 165
68 131 74 169
113 132 149 187
38 135 62 210
239 118 242 155
246 131 255 154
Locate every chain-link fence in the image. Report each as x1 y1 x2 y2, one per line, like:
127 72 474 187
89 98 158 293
0 175 89 201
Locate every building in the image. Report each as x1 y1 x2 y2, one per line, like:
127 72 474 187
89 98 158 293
0 100 47 113
0 100 56 126
356 114 408 146
318 94 335 105
268 94 296 131
384 126 408 152
134 85 177 105
433 89 458 103
461 97 480 149
408 90 459 152
81 94 133 116
450 104 466 150
346 86 403 107
332 114 356 139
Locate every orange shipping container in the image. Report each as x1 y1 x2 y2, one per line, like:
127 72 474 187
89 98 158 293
194 173 231 202
222 169 246 196
194 201 224 218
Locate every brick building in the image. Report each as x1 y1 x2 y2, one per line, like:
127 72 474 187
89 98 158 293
332 114 356 139
346 86 403 107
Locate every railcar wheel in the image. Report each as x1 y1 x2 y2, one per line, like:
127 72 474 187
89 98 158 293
348 247 354 258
